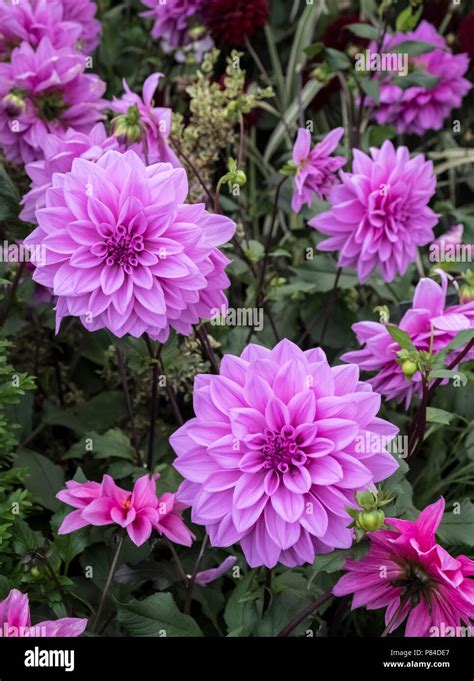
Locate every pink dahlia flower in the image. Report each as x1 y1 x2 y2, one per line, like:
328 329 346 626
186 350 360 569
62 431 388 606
310 141 438 282
24 149 235 339
342 275 474 406
58 474 194 547
170 339 399 569
61 0 101 54
110 73 180 166
20 124 117 223
370 21 471 135
0 38 106 165
140 0 203 48
0 588 87 637
0 0 82 59
333 498 474 637
291 127 346 213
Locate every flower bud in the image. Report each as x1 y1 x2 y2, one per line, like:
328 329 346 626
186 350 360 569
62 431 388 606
2 91 26 117
234 169 247 186
401 359 417 378
356 509 385 532
112 104 144 146
459 284 474 304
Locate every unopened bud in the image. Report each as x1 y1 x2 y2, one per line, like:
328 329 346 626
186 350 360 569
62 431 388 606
356 509 385 532
401 359 418 378
2 91 26 117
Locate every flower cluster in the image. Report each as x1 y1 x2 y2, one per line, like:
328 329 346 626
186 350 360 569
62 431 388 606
57 474 194 547
24 149 235 339
333 499 474 637
0 38 105 164
171 339 398 568
370 21 471 135
342 275 474 406
310 141 438 283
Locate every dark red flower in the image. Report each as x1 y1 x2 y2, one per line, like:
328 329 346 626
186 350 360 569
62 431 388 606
203 0 269 46
459 11 474 60
321 13 368 51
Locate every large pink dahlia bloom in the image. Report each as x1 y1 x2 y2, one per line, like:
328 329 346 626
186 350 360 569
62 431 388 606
61 0 101 54
0 0 82 59
110 73 180 167
0 38 106 165
24 149 236 340
20 123 117 223
170 339 399 568
0 588 87 637
333 498 474 637
370 22 471 136
310 141 438 282
342 275 474 406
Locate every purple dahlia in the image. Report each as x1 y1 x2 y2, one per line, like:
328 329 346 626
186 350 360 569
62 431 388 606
24 149 236 340
170 339 399 568
0 37 106 164
310 140 438 283
61 0 101 54
140 0 203 48
370 21 471 135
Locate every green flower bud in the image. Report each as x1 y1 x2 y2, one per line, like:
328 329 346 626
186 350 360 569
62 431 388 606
234 169 247 186
459 283 474 304
401 359 418 378
356 490 378 509
112 104 144 146
356 509 385 532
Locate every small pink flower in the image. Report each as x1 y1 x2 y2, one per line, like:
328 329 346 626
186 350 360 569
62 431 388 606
333 499 474 637
58 474 194 548
61 0 101 54
342 274 474 406
291 127 345 212
0 589 87 637
110 73 180 166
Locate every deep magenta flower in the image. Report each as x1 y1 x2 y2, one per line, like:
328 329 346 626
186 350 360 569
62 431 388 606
0 0 82 59
110 73 180 166
342 275 474 406
61 0 101 54
20 124 117 223
0 589 87 637
370 21 471 135
310 141 438 282
291 127 345 212
0 38 106 165
170 339 399 569
140 0 203 48
203 0 269 46
333 499 474 637
58 474 194 547
24 149 235 340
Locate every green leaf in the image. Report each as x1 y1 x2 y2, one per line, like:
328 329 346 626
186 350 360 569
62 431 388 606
304 42 324 59
396 5 423 32
64 429 135 461
388 40 435 56
0 165 21 221
438 501 474 547
385 325 416 352
360 77 380 104
224 571 262 637
117 593 203 637
324 48 352 71
428 369 467 386
51 509 89 566
426 407 455 426
347 23 379 40
12 518 44 556
392 70 440 90
444 328 474 353
14 449 64 511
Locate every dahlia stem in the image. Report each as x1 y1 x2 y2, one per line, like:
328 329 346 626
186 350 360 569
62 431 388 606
263 567 272 613
276 591 332 637
184 534 209 616
169 135 214 205
319 267 342 347
144 336 162 471
196 325 219 374
115 345 142 466
165 537 189 586
255 176 288 309
92 533 125 634
0 262 26 327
